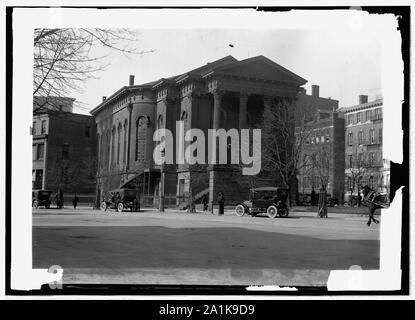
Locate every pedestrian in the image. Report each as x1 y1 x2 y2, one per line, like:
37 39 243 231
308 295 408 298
310 188 316 206
202 193 209 212
217 192 225 215
72 194 79 209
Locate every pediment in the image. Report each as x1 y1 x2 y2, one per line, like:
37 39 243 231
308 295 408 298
212 56 307 85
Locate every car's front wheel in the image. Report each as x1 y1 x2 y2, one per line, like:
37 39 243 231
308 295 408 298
235 204 246 217
266 205 278 218
100 201 107 211
33 200 38 209
117 203 124 213
278 206 289 217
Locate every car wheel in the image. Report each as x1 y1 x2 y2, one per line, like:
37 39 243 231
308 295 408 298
117 203 124 213
235 204 246 217
266 205 278 218
100 201 107 211
33 200 38 209
278 206 289 217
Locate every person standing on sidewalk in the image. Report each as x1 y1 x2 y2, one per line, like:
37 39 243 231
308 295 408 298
218 192 225 215
202 193 209 212
72 194 79 209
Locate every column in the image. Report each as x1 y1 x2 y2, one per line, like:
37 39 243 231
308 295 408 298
212 90 223 130
239 92 248 129
209 89 223 211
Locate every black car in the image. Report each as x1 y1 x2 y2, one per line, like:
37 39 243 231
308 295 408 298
100 188 140 212
234 187 289 218
32 190 53 209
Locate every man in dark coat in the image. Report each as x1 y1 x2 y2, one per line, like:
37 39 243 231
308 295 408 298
202 193 209 212
72 194 79 209
218 192 225 215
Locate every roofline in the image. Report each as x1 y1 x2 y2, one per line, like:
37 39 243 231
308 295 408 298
338 98 383 113
90 84 153 115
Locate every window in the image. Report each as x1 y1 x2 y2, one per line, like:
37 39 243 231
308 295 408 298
349 155 353 168
41 120 47 134
123 123 128 164
375 108 382 120
379 128 383 143
37 144 44 160
135 117 148 162
347 177 352 190
348 132 353 146
369 176 374 189
369 152 375 167
32 122 36 135
347 114 353 125
370 128 375 144
117 127 121 165
357 153 363 165
325 136 330 143
365 110 370 122
358 130 363 145
356 112 361 123
321 135 325 143
316 136 320 143
62 143 69 159
85 126 91 137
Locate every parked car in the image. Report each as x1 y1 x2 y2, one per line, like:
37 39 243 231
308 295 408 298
32 190 53 209
100 188 140 212
234 187 289 218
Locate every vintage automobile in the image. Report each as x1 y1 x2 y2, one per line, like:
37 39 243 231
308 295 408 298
100 188 140 212
32 190 53 209
234 187 289 218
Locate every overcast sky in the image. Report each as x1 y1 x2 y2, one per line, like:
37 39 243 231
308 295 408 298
70 26 383 115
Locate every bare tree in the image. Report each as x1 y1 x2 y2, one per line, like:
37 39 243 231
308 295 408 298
261 98 311 206
346 146 369 206
309 143 331 217
33 28 154 111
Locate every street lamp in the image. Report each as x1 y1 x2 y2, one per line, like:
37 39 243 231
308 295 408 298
159 146 165 212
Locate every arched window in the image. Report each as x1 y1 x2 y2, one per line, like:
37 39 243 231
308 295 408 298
123 121 128 165
111 127 116 166
135 116 149 162
157 114 164 130
117 124 122 165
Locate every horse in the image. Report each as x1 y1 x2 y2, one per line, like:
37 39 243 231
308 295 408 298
360 185 389 226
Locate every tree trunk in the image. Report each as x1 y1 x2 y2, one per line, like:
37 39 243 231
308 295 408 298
318 188 328 218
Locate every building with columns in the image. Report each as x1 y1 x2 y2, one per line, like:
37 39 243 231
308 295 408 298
90 55 307 207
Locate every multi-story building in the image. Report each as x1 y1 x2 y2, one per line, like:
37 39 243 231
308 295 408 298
295 88 344 203
90 55 308 207
339 95 388 201
32 97 97 194
295 85 339 125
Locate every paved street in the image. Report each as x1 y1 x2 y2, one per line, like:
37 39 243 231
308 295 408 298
33 207 380 286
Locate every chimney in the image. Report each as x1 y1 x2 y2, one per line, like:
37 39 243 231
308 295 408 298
129 75 135 86
311 85 319 98
359 95 368 104
102 96 107 102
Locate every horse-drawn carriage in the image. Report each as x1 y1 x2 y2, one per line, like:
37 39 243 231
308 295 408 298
361 185 390 226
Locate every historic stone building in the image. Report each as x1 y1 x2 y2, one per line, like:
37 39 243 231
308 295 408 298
339 95 388 201
90 55 308 207
32 97 97 195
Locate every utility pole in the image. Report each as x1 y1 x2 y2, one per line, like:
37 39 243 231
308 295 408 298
159 146 165 212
